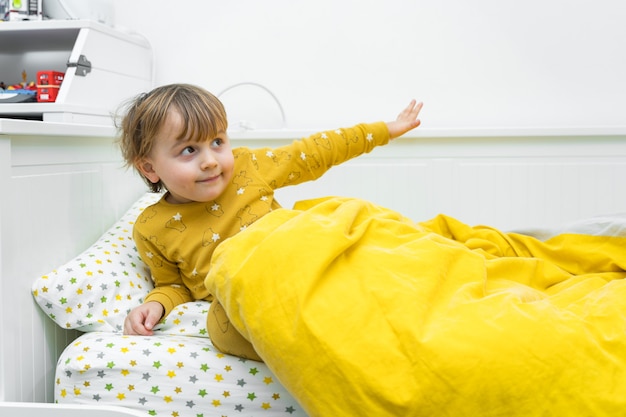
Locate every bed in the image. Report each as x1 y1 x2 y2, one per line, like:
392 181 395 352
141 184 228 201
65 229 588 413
5 125 626 416
30 190 626 417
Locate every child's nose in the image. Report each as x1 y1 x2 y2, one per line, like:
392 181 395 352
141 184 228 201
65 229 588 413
200 150 218 169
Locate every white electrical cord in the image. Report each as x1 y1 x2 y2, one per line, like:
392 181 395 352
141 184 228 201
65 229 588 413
217 82 287 128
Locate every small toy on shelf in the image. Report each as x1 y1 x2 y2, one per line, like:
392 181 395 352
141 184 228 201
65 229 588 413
36 70 64 102
0 69 38 103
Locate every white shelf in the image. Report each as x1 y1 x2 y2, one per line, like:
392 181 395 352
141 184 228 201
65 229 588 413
0 19 149 47
0 118 116 137
0 19 152 125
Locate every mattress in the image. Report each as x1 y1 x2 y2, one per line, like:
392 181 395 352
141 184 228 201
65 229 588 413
55 302 306 417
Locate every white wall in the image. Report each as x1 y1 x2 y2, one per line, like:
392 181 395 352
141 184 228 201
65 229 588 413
111 0 626 131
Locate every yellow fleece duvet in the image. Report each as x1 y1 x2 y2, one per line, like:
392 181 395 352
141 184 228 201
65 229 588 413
205 197 626 417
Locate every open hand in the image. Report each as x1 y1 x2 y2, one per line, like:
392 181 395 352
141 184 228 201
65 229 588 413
387 99 423 140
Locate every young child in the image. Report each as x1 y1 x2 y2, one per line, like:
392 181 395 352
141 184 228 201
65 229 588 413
118 83 423 361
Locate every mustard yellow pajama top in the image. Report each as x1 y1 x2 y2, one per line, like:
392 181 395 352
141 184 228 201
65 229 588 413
134 122 390 317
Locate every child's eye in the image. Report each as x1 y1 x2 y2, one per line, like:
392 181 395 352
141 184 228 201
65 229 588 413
211 138 223 147
181 146 195 155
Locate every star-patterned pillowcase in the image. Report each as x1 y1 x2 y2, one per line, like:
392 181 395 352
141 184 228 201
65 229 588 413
32 192 162 333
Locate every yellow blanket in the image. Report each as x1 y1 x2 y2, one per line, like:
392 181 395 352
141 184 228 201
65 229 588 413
205 197 626 416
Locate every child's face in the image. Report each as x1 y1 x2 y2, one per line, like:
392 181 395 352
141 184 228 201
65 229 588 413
138 109 234 204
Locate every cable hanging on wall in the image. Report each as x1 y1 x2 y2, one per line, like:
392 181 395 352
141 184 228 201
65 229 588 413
217 82 287 130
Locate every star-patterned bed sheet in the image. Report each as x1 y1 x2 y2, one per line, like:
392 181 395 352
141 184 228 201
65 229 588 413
56 302 306 417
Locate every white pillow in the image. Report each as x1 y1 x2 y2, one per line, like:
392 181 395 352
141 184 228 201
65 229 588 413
32 192 162 332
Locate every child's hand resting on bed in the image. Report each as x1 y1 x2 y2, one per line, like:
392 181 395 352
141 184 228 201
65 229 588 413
124 301 164 336
387 99 423 140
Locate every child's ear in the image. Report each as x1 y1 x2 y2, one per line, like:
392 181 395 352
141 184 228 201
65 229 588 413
136 159 160 184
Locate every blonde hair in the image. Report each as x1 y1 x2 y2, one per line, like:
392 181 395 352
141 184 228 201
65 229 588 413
117 83 228 192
